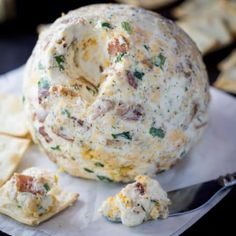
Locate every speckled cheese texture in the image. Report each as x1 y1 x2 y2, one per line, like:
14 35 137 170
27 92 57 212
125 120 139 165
23 4 210 183
99 175 170 226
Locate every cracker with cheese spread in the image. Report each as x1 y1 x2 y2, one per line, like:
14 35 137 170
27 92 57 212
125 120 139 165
0 167 79 225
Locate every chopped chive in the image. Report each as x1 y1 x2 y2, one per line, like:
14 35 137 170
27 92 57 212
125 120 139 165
144 44 150 51
54 55 65 71
38 62 44 70
152 53 166 70
97 175 113 182
43 183 50 192
151 199 160 205
22 96 25 103
121 21 132 34
95 162 104 167
84 168 94 173
86 86 97 95
180 150 186 158
38 79 50 89
101 22 112 29
134 70 145 80
51 145 61 151
149 127 165 138
115 52 126 62
62 109 71 118
112 131 132 140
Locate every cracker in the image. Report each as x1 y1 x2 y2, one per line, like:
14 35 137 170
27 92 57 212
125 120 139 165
116 0 177 9
218 50 236 71
177 15 232 55
214 68 236 94
0 93 29 137
0 186 79 225
0 134 30 187
37 24 50 34
173 0 217 18
177 21 217 55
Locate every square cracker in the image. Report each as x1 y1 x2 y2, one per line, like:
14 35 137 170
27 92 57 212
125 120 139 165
0 186 79 226
214 68 236 94
218 50 236 71
0 93 29 137
177 15 232 55
0 134 30 187
177 21 217 55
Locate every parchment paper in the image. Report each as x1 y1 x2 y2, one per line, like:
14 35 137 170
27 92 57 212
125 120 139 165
0 67 235 236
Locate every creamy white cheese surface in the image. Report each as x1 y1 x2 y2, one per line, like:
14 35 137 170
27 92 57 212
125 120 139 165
99 175 170 226
23 4 209 182
0 168 58 217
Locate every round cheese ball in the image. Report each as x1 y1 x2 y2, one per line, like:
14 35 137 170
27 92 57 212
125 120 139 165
23 4 209 182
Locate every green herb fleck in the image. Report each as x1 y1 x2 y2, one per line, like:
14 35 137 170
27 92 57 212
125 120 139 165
121 21 132 34
95 162 104 167
144 44 150 51
152 53 166 70
62 109 71 118
180 150 186 158
22 96 25 103
97 175 113 183
84 168 94 173
38 62 44 70
115 52 126 62
50 145 61 151
149 127 165 138
151 200 160 206
86 86 97 95
112 131 132 140
43 183 50 192
134 70 145 80
101 22 112 29
54 55 65 71
38 79 50 89
185 87 188 92
17 205 22 208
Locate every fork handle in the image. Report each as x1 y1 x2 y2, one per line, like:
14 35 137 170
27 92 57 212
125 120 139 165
218 172 236 188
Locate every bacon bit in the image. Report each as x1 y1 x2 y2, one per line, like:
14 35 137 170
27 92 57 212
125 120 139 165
51 127 74 142
191 103 199 121
15 175 44 195
108 37 129 56
50 85 78 97
116 103 144 121
136 182 145 195
99 65 104 73
92 99 115 120
127 71 138 89
39 126 52 143
195 122 207 129
70 116 84 126
36 110 49 123
142 58 153 69
106 139 123 147
38 89 50 104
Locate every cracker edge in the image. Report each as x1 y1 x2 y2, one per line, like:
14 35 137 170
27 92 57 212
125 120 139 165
0 190 79 226
0 136 30 187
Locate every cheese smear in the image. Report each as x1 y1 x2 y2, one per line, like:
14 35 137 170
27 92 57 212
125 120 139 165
99 175 170 226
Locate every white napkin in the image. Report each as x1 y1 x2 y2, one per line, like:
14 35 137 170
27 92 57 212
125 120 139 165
0 67 235 236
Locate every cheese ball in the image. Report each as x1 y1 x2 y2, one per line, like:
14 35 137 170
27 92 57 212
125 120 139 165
23 4 209 182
